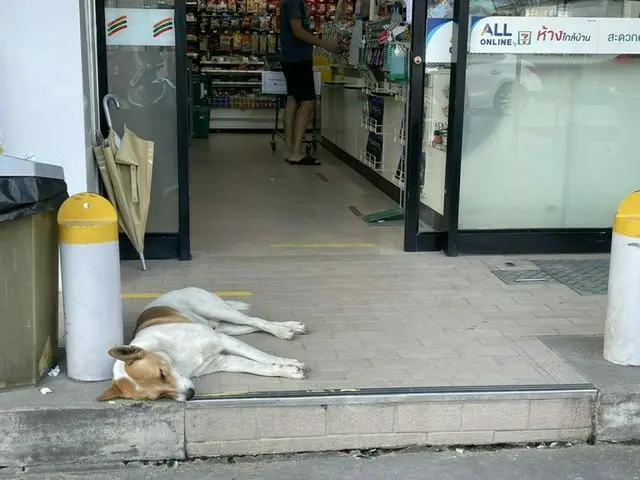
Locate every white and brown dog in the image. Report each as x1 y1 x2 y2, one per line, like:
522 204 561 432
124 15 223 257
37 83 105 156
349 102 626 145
97 287 307 402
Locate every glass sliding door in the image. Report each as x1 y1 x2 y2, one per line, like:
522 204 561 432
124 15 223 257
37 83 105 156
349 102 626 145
455 0 640 253
99 0 190 259
404 0 465 252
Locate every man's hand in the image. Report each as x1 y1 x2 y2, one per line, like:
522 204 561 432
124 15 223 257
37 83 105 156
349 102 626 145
323 41 341 54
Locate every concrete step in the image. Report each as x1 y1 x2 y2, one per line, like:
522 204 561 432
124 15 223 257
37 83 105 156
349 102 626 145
540 336 640 443
0 376 596 468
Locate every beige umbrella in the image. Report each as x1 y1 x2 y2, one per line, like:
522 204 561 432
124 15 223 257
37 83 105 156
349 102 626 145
93 94 154 270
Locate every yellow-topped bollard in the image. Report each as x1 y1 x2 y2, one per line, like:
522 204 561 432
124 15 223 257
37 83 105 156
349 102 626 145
604 190 640 366
58 193 124 381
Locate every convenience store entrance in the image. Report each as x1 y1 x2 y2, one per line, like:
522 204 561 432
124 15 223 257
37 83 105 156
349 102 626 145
96 0 447 260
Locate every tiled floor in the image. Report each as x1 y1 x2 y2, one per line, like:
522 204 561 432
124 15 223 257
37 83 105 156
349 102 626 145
120 134 601 395
187 133 404 257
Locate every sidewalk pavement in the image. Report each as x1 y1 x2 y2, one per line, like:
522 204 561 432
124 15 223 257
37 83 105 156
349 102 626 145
118 252 607 393
2 251 627 469
7 445 640 479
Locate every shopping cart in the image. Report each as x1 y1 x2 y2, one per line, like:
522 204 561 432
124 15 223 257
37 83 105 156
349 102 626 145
262 55 320 156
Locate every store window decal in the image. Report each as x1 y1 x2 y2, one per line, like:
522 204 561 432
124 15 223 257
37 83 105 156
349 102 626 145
105 8 176 47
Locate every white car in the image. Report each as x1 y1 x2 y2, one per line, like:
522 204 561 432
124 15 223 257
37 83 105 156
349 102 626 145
466 53 543 114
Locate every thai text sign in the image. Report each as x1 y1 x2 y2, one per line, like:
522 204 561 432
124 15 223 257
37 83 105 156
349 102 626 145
469 17 640 54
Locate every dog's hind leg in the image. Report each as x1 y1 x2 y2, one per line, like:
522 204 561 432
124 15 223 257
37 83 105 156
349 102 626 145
174 289 305 338
219 334 306 370
211 309 305 340
215 324 261 336
215 355 305 379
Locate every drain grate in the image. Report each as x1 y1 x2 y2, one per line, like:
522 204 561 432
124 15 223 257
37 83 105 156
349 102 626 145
492 259 610 295
532 259 609 295
491 269 554 285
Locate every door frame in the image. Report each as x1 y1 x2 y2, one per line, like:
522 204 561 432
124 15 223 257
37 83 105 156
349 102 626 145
95 0 192 261
402 0 471 256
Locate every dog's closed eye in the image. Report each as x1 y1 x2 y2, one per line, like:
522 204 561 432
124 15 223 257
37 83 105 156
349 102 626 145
159 370 166 382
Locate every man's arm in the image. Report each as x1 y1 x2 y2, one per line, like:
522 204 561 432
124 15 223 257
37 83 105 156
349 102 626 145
289 18 324 47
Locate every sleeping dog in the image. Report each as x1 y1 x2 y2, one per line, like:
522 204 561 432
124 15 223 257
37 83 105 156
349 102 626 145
98 287 307 402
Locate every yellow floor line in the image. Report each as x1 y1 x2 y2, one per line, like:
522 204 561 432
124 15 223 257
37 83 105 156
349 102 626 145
122 291 253 299
269 243 377 248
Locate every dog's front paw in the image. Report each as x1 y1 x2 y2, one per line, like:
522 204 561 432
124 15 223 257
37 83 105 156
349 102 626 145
277 321 307 335
280 365 306 380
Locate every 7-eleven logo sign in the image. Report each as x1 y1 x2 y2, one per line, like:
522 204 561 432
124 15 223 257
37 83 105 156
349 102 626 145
153 17 174 38
518 31 531 45
107 15 128 37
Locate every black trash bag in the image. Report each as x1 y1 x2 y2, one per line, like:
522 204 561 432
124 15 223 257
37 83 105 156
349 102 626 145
0 176 69 223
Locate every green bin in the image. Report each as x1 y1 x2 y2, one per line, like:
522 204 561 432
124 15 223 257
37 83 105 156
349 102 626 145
193 105 211 139
192 75 210 106
0 157 67 390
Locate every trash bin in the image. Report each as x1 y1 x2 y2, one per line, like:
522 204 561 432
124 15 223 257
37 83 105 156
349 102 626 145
192 74 210 106
193 105 211 139
0 155 68 390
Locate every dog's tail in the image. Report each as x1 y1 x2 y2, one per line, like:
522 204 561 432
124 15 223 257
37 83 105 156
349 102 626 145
225 300 251 312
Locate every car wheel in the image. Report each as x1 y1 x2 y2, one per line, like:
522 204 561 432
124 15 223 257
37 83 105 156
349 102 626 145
493 82 524 115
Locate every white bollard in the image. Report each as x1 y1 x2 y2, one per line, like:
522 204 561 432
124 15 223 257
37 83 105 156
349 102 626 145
604 191 640 366
58 193 124 381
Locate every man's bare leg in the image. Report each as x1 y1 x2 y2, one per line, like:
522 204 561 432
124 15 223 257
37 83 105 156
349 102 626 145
283 95 298 161
288 99 316 163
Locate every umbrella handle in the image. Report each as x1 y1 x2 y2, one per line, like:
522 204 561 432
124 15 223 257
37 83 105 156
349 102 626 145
102 94 121 130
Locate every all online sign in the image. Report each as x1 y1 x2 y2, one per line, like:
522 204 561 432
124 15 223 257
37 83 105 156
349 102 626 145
105 8 176 47
469 17 640 54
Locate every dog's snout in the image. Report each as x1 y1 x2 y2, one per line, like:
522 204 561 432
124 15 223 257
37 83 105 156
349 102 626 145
185 388 195 401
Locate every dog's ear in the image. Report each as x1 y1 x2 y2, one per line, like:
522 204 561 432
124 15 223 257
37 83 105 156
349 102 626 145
97 381 123 401
108 345 145 364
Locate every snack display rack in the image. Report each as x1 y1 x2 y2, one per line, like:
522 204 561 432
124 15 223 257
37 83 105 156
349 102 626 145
319 2 413 224
187 0 348 130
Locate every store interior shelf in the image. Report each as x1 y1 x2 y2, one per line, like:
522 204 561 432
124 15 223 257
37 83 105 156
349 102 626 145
203 69 264 74
210 107 282 130
211 81 261 87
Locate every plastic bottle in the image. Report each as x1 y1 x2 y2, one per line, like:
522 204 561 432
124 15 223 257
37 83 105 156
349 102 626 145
388 44 407 80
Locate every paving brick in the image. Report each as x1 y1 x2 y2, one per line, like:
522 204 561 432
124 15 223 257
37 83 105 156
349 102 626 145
298 349 338 360
327 405 394 434
515 317 574 327
433 356 500 370
307 359 373 371
396 347 460 359
217 440 256 456
307 369 348 381
493 429 560 443
559 428 592 441
358 433 428 449
345 369 413 381
257 407 326 438
427 431 495 445
499 303 552 313
186 407 256 442
303 340 365 351
186 440 221 457
443 328 505 338
462 401 530 431
289 435 361 452
456 345 520 357
336 349 399 359
395 403 462 432
362 339 425 350
529 399 593 430
335 330 390 340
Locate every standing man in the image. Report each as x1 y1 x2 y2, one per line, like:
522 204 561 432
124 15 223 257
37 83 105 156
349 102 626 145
279 0 339 165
